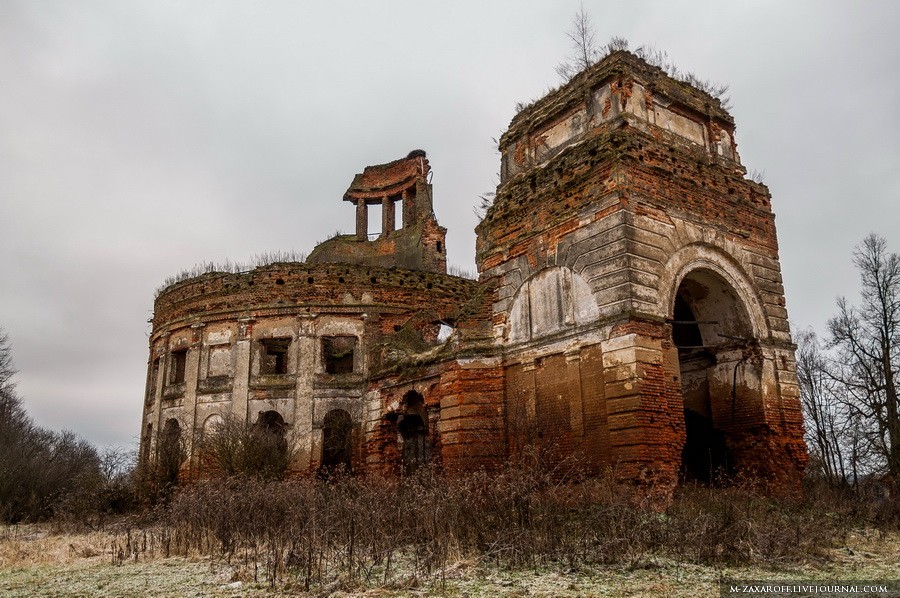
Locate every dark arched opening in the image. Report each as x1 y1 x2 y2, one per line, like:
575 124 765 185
252 410 289 480
321 409 353 474
673 269 754 485
158 418 183 487
398 391 430 473
257 410 287 436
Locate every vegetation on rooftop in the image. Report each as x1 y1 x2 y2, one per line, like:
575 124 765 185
155 250 308 297
515 8 731 114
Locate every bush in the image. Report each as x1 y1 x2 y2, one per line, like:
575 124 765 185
195 414 294 481
107 466 899 591
57 447 137 529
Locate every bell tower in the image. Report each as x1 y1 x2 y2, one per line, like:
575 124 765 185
477 51 807 494
307 150 447 274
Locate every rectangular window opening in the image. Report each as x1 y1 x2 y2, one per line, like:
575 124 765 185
391 194 404 230
261 338 291 375
323 336 356 375
172 350 187 384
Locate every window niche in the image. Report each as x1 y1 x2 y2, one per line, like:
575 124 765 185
147 358 160 404
207 345 233 378
171 349 187 385
322 336 356 375
198 344 234 395
260 338 291 375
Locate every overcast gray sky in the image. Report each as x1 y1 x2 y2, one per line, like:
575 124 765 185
2 1 899 450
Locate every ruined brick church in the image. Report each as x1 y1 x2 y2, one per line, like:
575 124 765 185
140 51 808 495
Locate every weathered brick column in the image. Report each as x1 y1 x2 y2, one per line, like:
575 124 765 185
600 320 685 495
381 195 394 236
355 198 367 241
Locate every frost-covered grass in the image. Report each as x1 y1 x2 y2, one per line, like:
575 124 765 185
1 526 898 597
3 473 899 596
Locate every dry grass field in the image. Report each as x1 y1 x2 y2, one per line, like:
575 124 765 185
3 470 899 597
1 524 898 597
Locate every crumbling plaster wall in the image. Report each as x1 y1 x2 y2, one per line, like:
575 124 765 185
141 262 477 476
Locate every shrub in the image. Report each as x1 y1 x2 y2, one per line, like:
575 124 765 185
108 465 899 591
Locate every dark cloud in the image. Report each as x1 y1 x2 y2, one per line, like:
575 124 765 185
1 0 899 449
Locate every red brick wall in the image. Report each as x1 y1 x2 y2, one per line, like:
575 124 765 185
367 358 505 475
603 320 685 494
504 344 611 475
153 263 475 335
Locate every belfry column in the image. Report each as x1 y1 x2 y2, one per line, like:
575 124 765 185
381 196 395 236
402 189 415 229
356 198 367 241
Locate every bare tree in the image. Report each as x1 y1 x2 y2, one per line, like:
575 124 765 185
795 329 848 483
555 5 603 81
0 330 101 522
474 190 495 222
0 328 13 391
828 234 900 480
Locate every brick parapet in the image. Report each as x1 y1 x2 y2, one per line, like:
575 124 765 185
500 51 732 157
153 262 475 338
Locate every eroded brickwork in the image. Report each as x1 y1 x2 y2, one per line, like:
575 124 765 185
476 50 806 494
140 51 807 497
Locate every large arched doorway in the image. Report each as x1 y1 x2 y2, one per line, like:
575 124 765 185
252 410 289 480
158 418 183 486
672 268 756 484
321 409 353 474
398 391 430 473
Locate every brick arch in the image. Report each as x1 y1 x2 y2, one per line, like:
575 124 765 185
507 266 599 343
657 243 768 341
663 245 774 486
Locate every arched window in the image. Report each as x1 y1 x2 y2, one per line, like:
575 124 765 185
201 414 224 438
196 414 225 473
256 410 287 436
